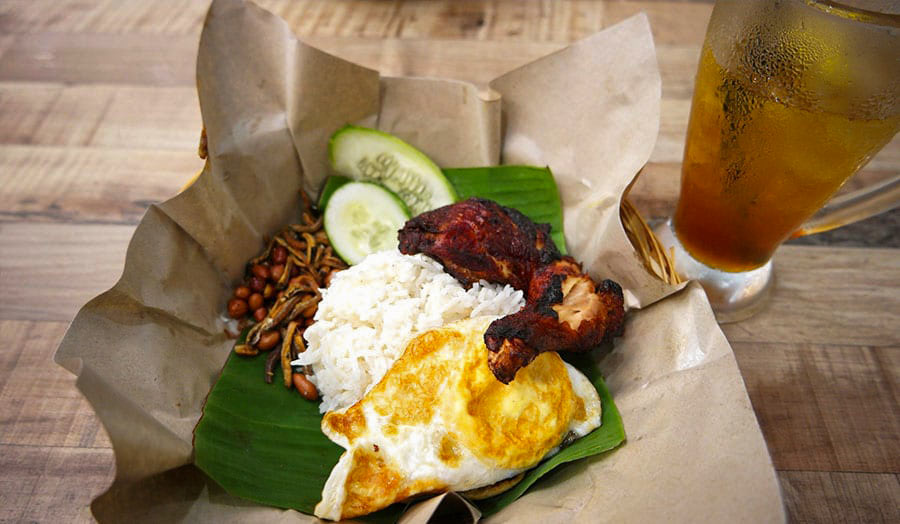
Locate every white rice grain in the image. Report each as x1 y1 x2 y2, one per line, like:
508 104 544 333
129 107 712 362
292 250 524 413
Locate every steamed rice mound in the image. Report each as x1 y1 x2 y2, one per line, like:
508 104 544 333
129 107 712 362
293 250 525 413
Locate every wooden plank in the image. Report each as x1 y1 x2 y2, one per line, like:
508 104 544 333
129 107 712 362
0 2 713 101
734 341 900 473
0 1 717 45
87 86 201 150
0 82 62 144
0 88 685 191
0 31 528 86
649 97 690 166
0 321 26 394
0 223 134 322
268 0 516 40
0 83 120 147
0 33 198 86
656 44 701 99
0 36 892 163
0 81 891 228
19 445 113 523
355 0 608 42
0 31 702 97
0 0 210 36
2 81 684 151
0 442 48 522
722 246 900 348
0 444 113 524
0 2 895 523
0 320 112 449
779 471 900 523
0 34 16 60
0 145 201 224
0 82 893 227
876 345 900 411
627 162 683 219
0 83 201 149
26 85 117 147
0 1 713 45
603 1 711 45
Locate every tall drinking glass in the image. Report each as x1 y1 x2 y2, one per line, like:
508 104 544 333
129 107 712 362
656 0 900 322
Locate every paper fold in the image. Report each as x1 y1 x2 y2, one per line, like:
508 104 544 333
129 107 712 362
53 0 784 521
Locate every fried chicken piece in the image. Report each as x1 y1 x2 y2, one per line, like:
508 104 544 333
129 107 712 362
484 258 625 383
397 198 559 291
397 198 625 383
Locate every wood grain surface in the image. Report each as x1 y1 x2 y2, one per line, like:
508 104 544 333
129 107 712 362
0 1 897 523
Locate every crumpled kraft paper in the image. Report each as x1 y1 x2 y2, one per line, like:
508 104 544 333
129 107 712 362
54 0 784 522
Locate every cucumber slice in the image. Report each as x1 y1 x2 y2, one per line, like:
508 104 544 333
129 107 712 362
323 182 411 265
329 125 457 215
316 175 351 210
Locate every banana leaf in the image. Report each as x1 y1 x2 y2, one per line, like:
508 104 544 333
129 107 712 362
194 171 624 520
194 330 404 523
194 340 623 520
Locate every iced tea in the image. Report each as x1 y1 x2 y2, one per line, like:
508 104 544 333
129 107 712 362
673 2 900 272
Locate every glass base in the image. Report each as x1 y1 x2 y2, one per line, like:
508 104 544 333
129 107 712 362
654 220 773 323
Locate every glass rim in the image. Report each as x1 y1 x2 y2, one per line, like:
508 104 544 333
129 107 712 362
804 0 900 27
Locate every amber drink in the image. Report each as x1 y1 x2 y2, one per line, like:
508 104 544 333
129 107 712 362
675 45 899 271
659 0 900 320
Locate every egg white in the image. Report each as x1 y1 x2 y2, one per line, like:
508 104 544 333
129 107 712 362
314 317 603 521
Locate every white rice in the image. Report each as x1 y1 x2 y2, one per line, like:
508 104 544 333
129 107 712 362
292 250 525 413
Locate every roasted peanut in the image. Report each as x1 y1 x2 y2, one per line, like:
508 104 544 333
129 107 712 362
248 293 264 311
251 264 270 280
257 330 280 350
249 276 265 292
270 264 285 281
293 373 318 400
253 307 268 322
227 298 249 318
271 246 288 265
226 206 342 385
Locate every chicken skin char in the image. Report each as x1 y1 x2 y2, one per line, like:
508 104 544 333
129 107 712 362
485 259 624 383
397 198 559 291
398 198 625 383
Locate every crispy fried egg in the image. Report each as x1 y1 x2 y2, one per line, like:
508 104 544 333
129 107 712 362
315 316 602 520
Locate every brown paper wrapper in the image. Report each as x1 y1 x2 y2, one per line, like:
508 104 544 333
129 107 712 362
54 0 784 522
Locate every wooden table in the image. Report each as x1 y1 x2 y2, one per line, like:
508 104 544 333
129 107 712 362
0 1 897 522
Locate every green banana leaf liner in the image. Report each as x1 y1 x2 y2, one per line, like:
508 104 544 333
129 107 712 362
194 166 625 520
